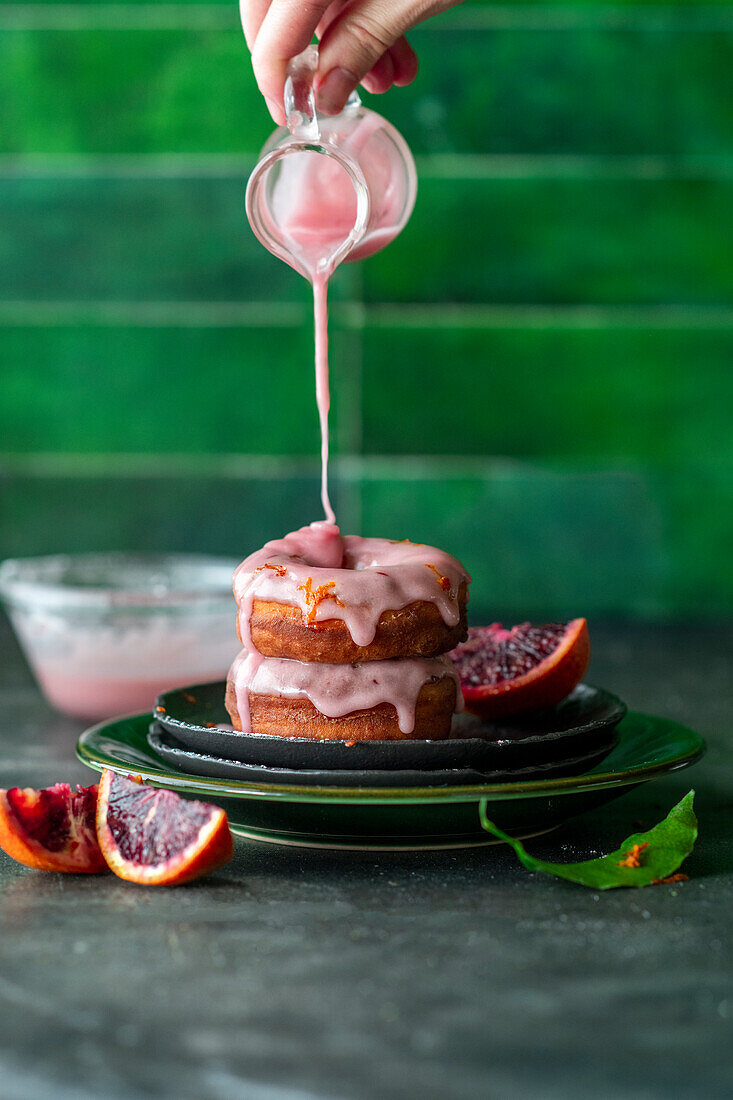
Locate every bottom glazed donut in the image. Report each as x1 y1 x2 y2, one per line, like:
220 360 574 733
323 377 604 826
225 652 461 741
225 676 457 742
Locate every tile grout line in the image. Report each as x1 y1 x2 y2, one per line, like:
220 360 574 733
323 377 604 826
417 154 733 182
0 452 688 481
3 154 733 181
0 154 258 179
425 4 733 32
1 301 732 329
0 5 238 31
0 301 308 327
362 303 733 330
0 5 731 33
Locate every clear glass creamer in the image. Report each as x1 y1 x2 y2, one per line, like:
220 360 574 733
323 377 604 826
245 45 417 280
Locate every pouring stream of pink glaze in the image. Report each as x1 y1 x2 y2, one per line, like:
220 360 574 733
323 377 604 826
312 276 334 523
271 147 403 524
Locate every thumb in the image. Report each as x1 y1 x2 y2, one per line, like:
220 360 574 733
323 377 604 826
315 0 449 115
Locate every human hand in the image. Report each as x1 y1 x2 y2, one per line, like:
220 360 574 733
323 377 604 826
240 0 461 124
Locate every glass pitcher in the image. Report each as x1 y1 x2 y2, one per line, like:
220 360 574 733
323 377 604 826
245 45 417 280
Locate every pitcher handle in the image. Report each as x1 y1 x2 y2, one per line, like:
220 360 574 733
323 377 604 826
284 44 362 140
284 45 320 139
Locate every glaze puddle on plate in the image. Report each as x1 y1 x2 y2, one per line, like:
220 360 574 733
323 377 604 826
154 681 626 772
77 712 705 850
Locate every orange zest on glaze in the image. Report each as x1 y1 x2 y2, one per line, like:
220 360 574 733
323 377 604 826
425 562 452 593
297 577 344 625
254 562 287 577
616 842 649 869
652 873 690 885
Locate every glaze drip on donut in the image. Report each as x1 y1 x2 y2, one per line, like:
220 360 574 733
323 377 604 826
234 521 471 649
230 650 460 735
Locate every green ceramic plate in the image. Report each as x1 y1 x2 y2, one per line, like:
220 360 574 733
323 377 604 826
77 711 705 851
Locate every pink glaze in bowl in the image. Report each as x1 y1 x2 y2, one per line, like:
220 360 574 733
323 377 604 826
0 553 240 721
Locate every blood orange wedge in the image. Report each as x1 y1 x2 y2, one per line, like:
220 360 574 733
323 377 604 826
449 618 590 720
0 783 106 873
96 770 233 886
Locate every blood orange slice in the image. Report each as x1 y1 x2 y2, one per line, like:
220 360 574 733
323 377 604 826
0 783 106 873
96 770 233 885
449 618 590 720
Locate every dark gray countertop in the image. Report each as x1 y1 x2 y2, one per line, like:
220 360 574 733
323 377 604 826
1 615 731 1100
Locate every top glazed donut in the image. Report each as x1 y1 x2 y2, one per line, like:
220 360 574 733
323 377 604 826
233 523 471 663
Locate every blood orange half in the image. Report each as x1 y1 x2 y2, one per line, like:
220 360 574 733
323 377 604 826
96 770 233 886
449 618 590 720
0 783 106 873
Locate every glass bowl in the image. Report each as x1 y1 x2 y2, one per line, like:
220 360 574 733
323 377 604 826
0 553 240 721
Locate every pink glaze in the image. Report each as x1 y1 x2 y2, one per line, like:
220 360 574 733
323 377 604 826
269 117 404 272
233 522 470 649
13 606 239 721
230 650 459 735
37 671 214 722
272 153 358 274
313 275 334 523
228 523 469 735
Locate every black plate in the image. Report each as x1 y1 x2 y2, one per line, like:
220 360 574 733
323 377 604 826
147 723 619 788
154 681 626 772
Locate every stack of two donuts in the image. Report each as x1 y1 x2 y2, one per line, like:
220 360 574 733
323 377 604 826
225 529 471 742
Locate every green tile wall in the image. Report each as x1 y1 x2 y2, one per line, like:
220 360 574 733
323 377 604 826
0 29 268 155
0 468 358 564
1 326 319 453
5 175 731 306
0 177 284 302
358 465 666 618
0 1 731 619
386 27 733 157
0 321 362 457
363 177 733 304
2 23 732 155
360 326 733 464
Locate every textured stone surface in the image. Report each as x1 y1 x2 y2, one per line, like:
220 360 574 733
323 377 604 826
0 613 731 1099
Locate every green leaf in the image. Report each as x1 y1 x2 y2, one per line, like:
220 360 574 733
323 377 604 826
479 791 697 890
